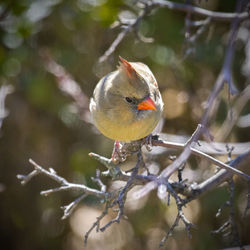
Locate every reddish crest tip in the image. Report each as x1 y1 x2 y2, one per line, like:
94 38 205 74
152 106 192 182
119 56 136 79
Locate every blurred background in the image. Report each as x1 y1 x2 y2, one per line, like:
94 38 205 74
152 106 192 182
0 0 249 249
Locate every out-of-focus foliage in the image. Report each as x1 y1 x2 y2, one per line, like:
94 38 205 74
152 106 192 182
0 0 249 250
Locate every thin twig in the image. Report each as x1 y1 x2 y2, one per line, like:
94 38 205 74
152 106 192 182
99 150 142 231
91 169 107 193
61 193 87 220
160 124 203 179
17 159 107 198
160 180 195 246
151 133 250 155
183 150 250 203
160 214 180 247
99 3 152 63
150 0 249 21
137 123 250 200
152 138 250 180
16 149 250 247
99 0 249 62
84 202 110 245
216 85 250 141
188 17 211 43
211 221 230 235
200 0 243 129
39 49 91 124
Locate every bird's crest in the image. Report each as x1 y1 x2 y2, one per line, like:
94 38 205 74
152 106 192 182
118 56 138 79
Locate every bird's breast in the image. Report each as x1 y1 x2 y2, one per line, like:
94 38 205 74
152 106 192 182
92 106 161 142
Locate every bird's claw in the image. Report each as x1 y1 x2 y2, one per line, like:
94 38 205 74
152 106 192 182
111 141 127 163
143 134 153 151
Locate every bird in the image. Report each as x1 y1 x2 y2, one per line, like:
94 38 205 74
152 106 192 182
89 57 164 160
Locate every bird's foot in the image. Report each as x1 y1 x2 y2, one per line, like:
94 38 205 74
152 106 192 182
143 134 153 151
111 141 126 163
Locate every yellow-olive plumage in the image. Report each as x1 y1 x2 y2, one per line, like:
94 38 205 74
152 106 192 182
89 57 164 142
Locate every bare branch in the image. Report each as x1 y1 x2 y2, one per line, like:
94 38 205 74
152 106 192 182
137 123 250 200
159 124 203 179
18 144 250 211
99 0 249 62
83 151 145 244
160 214 180 247
216 85 250 141
200 1 243 129
84 203 110 245
99 151 142 231
91 169 107 193
183 150 250 202
89 152 123 178
98 3 152 63
151 133 250 155
17 159 107 198
150 0 249 22
39 49 91 124
212 179 241 245
12 0 250 247
152 137 250 181
16 146 250 248
147 0 249 200
61 193 87 220
211 221 230 235
188 17 211 43
17 169 39 185
160 180 196 246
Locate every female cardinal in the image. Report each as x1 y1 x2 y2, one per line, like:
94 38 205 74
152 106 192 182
90 57 163 146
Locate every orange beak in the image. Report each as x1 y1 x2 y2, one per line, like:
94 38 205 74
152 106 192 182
137 97 156 111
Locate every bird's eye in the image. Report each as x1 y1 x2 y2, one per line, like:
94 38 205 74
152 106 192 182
125 97 133 103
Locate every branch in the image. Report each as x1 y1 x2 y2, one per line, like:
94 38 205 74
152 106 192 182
150 0 246 196
84 202 110 245
215 85 250 141
84 151 145 243
150 133 250 155
17 159 107 198
17 149 250 208
17 147 250 247
183 150 250 202
135 129 250 199
160 180 196 246
150 0 249 22
200 0 243 127
99 151 142 231
99 0 249 62
90 148 250 201
98 3 152 63
39 49 91 124
152 137 250 181
159 124 203 179
61 193 87 220
103 2 246 202
15 1 250 247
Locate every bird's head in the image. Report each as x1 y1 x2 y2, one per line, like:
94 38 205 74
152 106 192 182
110 56 159 113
